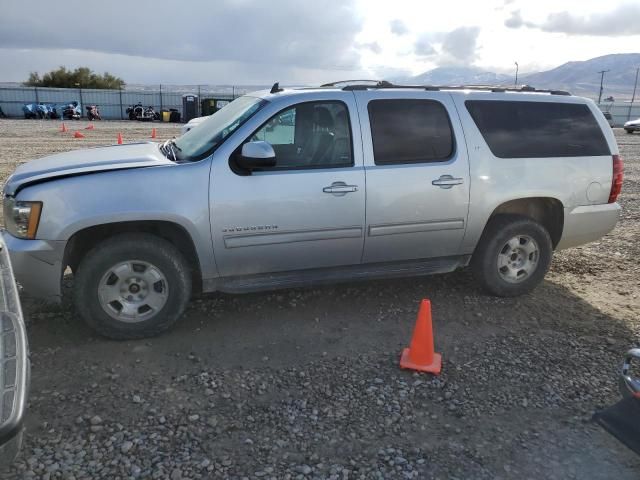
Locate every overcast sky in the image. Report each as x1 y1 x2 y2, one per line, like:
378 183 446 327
0 0 639 85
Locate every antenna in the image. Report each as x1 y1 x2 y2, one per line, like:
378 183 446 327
270 82 283 94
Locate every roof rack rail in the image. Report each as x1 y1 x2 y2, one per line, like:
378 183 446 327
320 79 392 88
339 82 571 96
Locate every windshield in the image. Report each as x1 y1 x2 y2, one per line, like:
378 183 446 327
174 96 268 160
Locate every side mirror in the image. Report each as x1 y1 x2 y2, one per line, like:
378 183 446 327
237 141 277 170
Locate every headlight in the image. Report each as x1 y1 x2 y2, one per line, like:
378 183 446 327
3 199 42 240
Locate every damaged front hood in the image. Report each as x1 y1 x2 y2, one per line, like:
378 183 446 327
4 142 174 196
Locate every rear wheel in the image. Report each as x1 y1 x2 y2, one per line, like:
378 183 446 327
471 215 553 297
74 233 192 339
625 129 634 134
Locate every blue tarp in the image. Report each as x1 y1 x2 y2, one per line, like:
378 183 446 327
22 101 81 119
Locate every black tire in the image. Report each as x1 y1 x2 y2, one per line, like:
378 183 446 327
74 233 192 339
471 214 553 297
625 129 634 134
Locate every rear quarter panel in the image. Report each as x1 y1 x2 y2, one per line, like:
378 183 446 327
450 92 616 254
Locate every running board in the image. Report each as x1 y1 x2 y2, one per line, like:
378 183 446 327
204 256 470 294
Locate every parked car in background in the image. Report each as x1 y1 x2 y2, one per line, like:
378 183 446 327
1 82 623 339
624 118 640 133
0 235 28 466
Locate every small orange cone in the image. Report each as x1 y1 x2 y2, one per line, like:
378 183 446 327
60 123 67 133
399 299 442 374
150 127 157 139
73 131 85 139
117 132 123 145
85 124 94 130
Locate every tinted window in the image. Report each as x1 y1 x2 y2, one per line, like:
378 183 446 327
368 99 454 165
250 101 352 169
465 100 610 158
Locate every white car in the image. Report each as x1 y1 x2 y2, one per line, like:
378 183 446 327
624 118 640 134
181 116 208 135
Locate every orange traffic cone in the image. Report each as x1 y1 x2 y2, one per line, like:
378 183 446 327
399 299 442 374
73 131 85 139
60 123 67 133
85 124 94 130
150 127 157 139
117 132 123 145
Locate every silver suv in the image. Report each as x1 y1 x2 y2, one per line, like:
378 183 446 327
1 82 623 339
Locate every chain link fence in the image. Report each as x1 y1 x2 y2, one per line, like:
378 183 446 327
0 85 254 120
597 102 640 127
1 85 639 126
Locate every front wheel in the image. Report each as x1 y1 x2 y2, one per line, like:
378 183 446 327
471 215 553 297
74 233 192 339
626 129 634 134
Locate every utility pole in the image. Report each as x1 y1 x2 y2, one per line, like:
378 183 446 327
597 70 610 104
514 62 519 87
628 67 639 121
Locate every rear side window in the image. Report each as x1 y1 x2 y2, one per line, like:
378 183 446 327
368 99 454 165
465 100 610 158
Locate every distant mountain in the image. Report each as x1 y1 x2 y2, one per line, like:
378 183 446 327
398 66 512 86
520 53 640 98
399 53 640 100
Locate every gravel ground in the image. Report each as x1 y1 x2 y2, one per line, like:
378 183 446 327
1 119 639 479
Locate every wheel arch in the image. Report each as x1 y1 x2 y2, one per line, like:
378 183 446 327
63 220 203 294
480 197 564 249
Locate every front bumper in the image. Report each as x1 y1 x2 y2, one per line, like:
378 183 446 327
0 230 65 303
624 124 640 131
556 203 620 250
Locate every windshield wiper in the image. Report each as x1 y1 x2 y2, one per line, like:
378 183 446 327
160 139 181 162
170 139 182 152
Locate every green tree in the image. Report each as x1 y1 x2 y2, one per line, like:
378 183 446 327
24 67 125 89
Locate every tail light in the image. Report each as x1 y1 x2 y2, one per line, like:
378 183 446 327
608 154 624 204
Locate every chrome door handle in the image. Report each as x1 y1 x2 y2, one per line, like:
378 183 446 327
323 182 358 195
432 175 464 189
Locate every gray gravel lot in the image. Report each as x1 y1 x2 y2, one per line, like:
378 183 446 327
1 119 639 479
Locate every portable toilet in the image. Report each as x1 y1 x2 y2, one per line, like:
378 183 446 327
182 94 198 122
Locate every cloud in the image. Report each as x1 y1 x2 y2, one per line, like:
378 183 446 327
506 4 640 36
370 65 413 82
0 0 363 70
390 19 409 36
359 42 383 54
440 26 481 64
504 10 524 28
414 35 437 57
0 48 368 85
